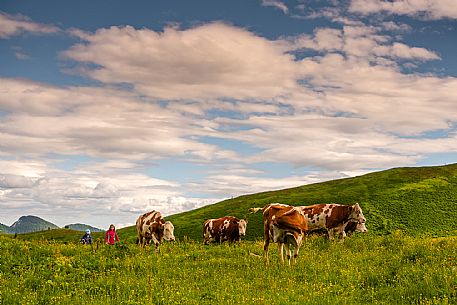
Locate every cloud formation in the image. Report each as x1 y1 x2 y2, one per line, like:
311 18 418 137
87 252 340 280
0 11 59 38
63 23 300 100
288 25 439 61
261 0 289 14
350 0 457 19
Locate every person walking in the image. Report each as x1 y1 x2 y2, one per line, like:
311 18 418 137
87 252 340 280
80 229 92 245
105 224 120 245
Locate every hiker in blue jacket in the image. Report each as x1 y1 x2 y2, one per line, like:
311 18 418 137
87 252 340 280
80 229 92 245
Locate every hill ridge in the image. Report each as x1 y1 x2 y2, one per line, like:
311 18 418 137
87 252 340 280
10 163 457 242
0 216 103 235
156 163 457 241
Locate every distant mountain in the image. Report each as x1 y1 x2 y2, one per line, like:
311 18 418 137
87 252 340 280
0 223 11 234
65 223 104 232
9 215 59 234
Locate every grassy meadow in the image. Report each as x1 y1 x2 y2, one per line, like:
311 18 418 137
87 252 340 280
1 233 456 305
2 164 457 304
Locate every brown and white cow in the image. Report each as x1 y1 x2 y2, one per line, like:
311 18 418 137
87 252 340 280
136 210 175 250
299 203 367 240
203 216 247 244
250 203 308 265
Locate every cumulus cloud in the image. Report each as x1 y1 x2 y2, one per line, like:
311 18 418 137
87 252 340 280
62 23 300 100
287 25 439 61
0 174 37 188
0 78 237 160
373 42 440 60
0 161 223 228
0 11 59 38
349 0 457 19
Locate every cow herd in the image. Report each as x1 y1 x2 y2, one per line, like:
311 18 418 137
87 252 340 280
135 202 367 264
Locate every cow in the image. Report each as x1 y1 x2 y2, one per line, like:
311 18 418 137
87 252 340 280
136 210 175 250
203 216 247 244
299 203 367 241
250 203 308 265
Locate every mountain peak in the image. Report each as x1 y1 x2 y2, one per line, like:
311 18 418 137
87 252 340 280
9 215 59 234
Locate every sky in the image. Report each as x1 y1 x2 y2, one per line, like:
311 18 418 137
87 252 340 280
0 0 456 229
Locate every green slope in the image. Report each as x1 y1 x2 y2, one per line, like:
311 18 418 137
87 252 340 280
9 215 59 234
14 164 457 243
0 223 11 234
65 223 104 232
159 163 457 241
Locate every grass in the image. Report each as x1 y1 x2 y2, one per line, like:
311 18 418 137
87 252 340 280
12 228 105 244
1 233 456 304
2 164 457 304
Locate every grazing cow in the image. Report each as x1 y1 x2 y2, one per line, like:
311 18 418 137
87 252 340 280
136 210 175 250
299 203 366 240
250 203 308 265
203 216 247 244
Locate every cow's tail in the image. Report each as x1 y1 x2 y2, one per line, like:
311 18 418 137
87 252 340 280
249 207 263 214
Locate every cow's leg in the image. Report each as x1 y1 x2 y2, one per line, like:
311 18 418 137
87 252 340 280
263 225 271 264
278 242 284 264
138 235 143 247
340 230 347 242
203 231 210 245
293 238 303 265
327 228 335 241
150 234 160 251
263 238 270 264
284 242 291 266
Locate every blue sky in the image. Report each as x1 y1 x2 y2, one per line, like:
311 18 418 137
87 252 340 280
0 0 456 229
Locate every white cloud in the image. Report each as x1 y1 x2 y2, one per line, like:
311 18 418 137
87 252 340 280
286 25 439 61
373 42 439 60
0 174 37 188
0 161 223 228
0 11 59 38
0 78 236 160
261 0 289 14
350 0 457 19
62 23 300 100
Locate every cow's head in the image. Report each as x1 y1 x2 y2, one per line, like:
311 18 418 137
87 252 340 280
350 203 367 231
355 221 368 233
163 221 175 241
238 219 248 237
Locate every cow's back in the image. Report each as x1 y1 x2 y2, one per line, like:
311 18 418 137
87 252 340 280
203 216 242 243
136 210 165 239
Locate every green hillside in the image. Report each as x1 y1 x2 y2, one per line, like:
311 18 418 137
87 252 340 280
156 163 457 241
9 215 59 234
15 164 457 243
65 223 104 232
0 223 11 233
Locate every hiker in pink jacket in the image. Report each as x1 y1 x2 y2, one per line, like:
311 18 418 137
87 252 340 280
105 224 120 245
